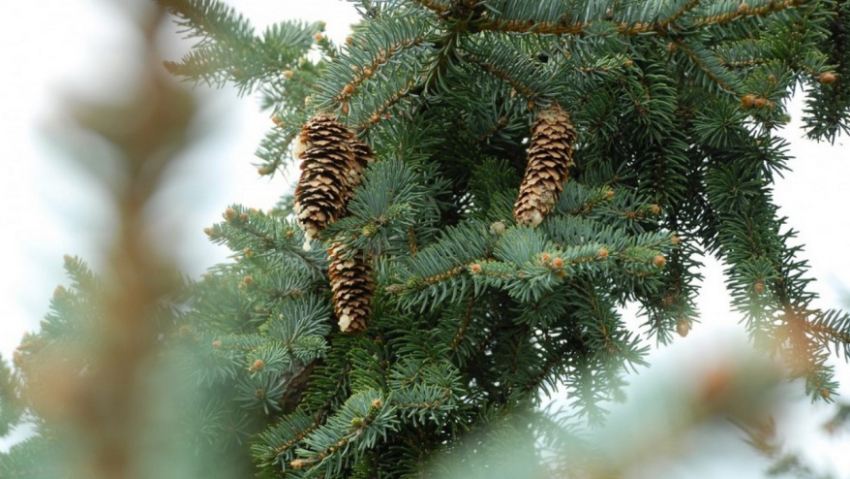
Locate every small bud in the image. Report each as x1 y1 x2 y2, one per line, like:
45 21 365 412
551 257 564 269
53 285 66 298
371 398 383 408
257 166 268 175
754 281 765 294
671 235 680 245
204 227 213 236
224 208 237 221
527 100 535 110
242 276 253 286
343 84 355 95
605 189 615 200
819 72 837 84
240 212 248 221
510 89 517 98
291 459 305 469
597 248 609 260
243 248 254 258
741 94 756 108
341 103 349 115
212 340 222 348
768 73 777 84
821 388 831 399
541 253 551 264
271 115 285 127
314 32 324 42
179 325 191 336
653 255 667 267
63 254 73 263
737 2 749 13
754 97 767 108
470 263 482 275
252 359 265 371
650 204 661 215
489 221 507 235
285 230 294 239
345 36 353 46
676 319 690 337
283 70 293 79
625 59 634 68
667 42 678 53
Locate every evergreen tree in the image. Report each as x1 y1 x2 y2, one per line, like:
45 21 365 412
3 0 850 478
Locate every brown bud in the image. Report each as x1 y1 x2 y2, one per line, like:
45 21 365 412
650 204 661 215
371 398 383 408
489 221 507 235
314 32 324 42
527 100 535 111
345 36 353 46
53 285 66 298
676 319 690 337
63 254 73 263
667 42 678 53
768 73 777 84
225 208 237 221
625 59 634 68
671 235 680 245
741 94 756 108
819 72 837 85
203 227 213 236
653 255 667 267
606 189 615 200
597 248 609 260
291 459 305 469
737 2 749 13
283 70 293 79
212 340 222 348
541 253 551 264
821 388 831 399
179 325 191 336
551 257 564 269
343 84 355 95
252 359 265 371
754 281 765 294
240 213 248 221
243 248 253 258
470 263 482 274
242 276 253 286
341 103 349 115
753 97 767 108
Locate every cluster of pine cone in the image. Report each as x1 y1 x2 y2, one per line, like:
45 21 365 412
294 114 374 333
294 104 576 332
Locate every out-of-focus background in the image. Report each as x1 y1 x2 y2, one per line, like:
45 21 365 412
1 1 849 477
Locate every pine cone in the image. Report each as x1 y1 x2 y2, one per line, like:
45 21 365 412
294 114 355 249
328 243 375 333
514 104 576 227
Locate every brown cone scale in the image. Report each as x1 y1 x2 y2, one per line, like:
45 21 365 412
514 104 577 227
328 243 375 333
345 137 375 202
293 114 356 250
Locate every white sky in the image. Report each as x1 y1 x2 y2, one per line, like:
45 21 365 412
1 1 849 476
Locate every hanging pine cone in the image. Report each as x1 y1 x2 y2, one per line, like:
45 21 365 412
328 243 375 333
293 114 355 250
514 104 577 227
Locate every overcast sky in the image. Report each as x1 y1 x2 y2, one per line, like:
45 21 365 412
1 1 849 476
